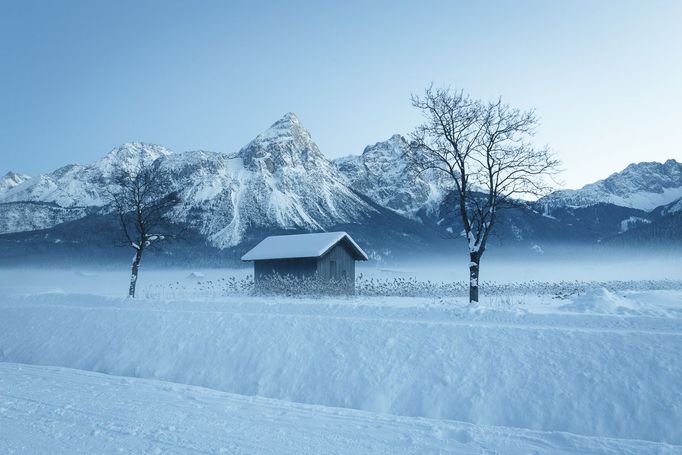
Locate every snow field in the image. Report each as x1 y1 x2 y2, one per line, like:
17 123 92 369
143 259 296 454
1 362 676 455
1 292 681 446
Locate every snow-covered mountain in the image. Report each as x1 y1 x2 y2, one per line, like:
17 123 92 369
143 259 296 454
2 113 680 259
162 113 379 248
0 143 171 208
0 171 31 193
0 143 171 235
0 114 387 250
333 135 451 218
333 144 682 248
541 159 682 211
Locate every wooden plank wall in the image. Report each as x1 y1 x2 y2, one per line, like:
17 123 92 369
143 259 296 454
254 258 317 282
316 242 356 286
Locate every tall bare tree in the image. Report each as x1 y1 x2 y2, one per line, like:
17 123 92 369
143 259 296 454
408 86 559 302
108 162 180 298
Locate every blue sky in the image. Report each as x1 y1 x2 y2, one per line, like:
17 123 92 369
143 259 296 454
1 0 681 188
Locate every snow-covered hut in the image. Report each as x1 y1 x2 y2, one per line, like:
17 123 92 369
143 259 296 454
241 232 368 291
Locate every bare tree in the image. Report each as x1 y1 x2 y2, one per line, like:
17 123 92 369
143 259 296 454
108 162 180 298
408 86 559 302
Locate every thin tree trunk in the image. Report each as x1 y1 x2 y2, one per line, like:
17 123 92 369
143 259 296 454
129 248 143 298
469 253 480 303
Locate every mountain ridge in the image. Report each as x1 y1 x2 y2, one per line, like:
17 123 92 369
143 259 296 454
539 158 682 211
2 114 681 260
0 114 434 255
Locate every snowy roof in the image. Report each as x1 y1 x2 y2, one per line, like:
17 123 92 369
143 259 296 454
241 232 368 261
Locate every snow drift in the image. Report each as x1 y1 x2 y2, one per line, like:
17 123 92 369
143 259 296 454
2 362 673 455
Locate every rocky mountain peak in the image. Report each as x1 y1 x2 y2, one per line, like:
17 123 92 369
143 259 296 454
239 113 326 173
0 171 31 193
362 134 408 158
95 142 172 176
251 112 309 145
599 159 681 193
334 134 451 217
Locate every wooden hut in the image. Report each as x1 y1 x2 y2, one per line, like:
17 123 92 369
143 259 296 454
241 232 368 291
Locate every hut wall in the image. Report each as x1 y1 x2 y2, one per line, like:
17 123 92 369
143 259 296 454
254 257 318 283
316 242 356 287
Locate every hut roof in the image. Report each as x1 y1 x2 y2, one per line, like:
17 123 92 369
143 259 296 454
241 232 368 261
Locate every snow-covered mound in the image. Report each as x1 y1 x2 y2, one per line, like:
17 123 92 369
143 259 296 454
1 293 680 444
185 271 205 279
0 171 30 193
558 288 639 314
2 363 670 455
334 134 451 217
0 142 171 208
541 159 682 211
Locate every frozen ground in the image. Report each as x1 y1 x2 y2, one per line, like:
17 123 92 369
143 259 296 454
1 263 681 453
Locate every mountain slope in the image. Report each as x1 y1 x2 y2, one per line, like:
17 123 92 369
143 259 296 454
541 159 682 211
650 196 682 218
605 196 682 247
0 202 92 235
605 211 682 247
425 194 632 250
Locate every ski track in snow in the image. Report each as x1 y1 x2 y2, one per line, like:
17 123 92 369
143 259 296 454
1 362 678 455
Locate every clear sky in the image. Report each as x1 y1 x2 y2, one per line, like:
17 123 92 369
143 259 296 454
1 0 681 188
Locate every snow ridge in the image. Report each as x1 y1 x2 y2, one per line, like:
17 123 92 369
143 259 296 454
2 292 681 445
